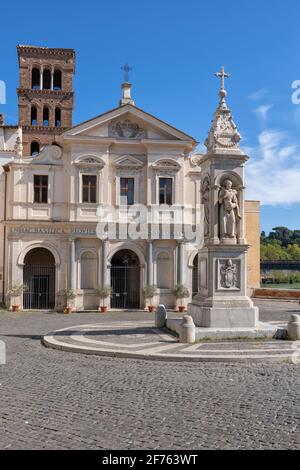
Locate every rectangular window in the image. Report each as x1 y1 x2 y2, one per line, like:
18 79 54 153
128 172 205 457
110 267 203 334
120 177 134 205
82 175 97 203
33 175 48 203
159 177 172 205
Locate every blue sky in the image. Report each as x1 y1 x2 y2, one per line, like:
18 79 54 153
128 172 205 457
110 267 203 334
1 0 300 234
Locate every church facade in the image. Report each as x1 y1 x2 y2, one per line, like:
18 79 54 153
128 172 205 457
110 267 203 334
0 46 260 311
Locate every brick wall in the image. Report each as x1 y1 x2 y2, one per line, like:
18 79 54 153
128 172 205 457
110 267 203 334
17 46 75 156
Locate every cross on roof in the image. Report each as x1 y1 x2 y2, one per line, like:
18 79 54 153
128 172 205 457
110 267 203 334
121 63 133 83
215 66 230 91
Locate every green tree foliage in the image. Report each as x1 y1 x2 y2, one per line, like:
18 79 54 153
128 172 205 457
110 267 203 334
260 227 300 261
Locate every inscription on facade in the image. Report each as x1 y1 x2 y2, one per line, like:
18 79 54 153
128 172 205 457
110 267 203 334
11 227 65 234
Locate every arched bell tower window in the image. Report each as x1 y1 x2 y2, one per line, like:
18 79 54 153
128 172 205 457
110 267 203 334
55 107 61 127
31 68 40 89
30 141 40 156
53 69 62 90
43 107 49 126
43 69 51 90
31 106 37 125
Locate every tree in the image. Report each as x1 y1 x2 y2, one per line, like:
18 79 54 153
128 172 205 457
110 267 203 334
260 227 300 260
286 244 300 260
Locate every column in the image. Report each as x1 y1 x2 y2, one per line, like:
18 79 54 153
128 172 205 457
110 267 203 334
69 238 76 290
50 67 54 90
177 241 184 284
101 240 109 287
147 240 153 285
40 68 43 90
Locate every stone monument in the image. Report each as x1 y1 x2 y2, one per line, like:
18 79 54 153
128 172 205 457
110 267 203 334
188 67 259 329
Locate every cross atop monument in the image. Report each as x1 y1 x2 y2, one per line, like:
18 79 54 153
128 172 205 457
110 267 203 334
215 66 230 91
121 63 133 83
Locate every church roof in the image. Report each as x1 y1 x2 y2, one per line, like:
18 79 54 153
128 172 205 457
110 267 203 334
65 103 197 143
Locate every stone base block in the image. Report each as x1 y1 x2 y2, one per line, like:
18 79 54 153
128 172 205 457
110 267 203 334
188 302 259 328
166 318 286 341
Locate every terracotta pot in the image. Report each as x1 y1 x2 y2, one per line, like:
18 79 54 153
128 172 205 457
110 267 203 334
178 305 186 313
148 305 155 312
99 306 108 313
64 306 73 314
12 304 21 312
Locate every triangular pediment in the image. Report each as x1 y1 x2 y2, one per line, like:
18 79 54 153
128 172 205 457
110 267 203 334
114 154 144 168
63 104 196 143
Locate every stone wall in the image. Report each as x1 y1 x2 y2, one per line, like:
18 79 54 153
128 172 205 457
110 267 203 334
245 200 260 294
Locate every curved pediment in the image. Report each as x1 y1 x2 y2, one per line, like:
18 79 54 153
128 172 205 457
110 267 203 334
151 158 181 171
74 154 105 168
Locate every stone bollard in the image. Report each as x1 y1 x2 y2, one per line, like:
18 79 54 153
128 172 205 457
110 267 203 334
179 315 196 344
288 314 300 340
155 304 167 329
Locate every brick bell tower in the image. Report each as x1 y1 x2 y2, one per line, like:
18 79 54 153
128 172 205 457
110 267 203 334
17 45 75 156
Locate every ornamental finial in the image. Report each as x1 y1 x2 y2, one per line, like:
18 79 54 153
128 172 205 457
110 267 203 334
121 63 133 83
215 66 230 100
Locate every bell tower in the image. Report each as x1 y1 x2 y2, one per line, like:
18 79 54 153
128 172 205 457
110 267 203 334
17 45 76 156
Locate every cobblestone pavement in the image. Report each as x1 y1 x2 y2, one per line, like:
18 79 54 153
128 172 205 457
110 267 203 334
0 300 299 450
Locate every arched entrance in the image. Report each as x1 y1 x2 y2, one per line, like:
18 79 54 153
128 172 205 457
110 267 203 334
23 248 56 309
192 254 198 298
111 249 140 309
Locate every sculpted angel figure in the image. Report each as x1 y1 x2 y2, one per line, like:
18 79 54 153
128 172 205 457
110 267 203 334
218 179 241 239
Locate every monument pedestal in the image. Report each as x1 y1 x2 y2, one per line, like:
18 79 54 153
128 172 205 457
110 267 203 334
188 244 258 329
188 301 259 328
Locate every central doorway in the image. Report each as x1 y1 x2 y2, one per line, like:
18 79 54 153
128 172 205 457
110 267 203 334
23 248 56 309
111 249 140 309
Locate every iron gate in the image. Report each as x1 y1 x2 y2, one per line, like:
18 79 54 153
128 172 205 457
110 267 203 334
23 264 55 309
111 251 140 309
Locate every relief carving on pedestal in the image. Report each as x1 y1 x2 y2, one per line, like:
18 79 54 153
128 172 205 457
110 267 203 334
218 259 240 290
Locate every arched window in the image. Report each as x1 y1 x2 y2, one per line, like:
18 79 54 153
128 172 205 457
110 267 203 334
43 69 51 90
43 107 49 126
31 68 40 89
156 252 173 289
30 141 40 156
31 106 37 125
80 252 98 289
53 69 62 90
55 107 61 127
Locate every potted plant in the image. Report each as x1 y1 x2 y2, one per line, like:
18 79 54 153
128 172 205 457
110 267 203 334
173 284 190 312
143 285 158 312
95 285 112 313
7 283 28 312
61 289 76 314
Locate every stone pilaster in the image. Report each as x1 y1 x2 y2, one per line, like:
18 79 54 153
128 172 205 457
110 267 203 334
68 238 76 291
177 241 184 285
147 240 153 285
101 240 109 287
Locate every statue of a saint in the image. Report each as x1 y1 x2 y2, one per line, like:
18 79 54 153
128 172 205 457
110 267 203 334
218 179 241 239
